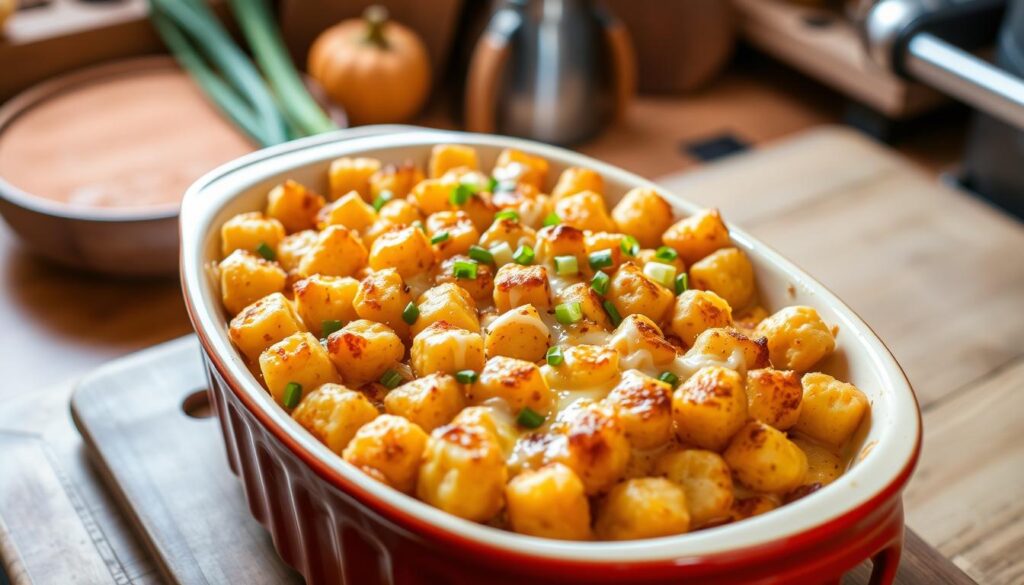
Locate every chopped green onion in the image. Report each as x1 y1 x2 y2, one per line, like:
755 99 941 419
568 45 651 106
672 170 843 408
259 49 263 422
380 369 403 389
513 245 535 265
603 300 622 327
255 241 276 261
321 319 343 337
675 273 690 295
643 261 677 288
487 177 499 193
455 370 478 384
450 183 474 206
590 270 610 295
372 190 393 212
543 212 561 227
453 260 478 280
494 209 519 222
402 302 419 324
282 381 303 409
546 346 564 366
655 246 679 261
469 245 494 264
430 231 449 245
588 249 614 270
658 371 680 389
554 255 579 276
555 302 583 324
490 242 514 266
516 407 545 429
620 235 640 257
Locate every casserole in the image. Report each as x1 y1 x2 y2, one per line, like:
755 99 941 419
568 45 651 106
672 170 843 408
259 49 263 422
180 128 921 584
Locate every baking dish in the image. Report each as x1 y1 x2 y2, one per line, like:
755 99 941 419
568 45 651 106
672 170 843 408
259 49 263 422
180 128 921 584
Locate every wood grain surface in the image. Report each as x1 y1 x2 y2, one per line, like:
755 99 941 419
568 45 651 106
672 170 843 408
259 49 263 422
0 124 1012 584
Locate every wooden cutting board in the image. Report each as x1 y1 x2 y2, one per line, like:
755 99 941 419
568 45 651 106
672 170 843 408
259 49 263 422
66 337 973 585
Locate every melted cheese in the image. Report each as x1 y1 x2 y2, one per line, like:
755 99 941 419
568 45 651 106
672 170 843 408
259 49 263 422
487 305 550 337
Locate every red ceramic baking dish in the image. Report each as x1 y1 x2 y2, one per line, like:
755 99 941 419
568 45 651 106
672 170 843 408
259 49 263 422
179 128 922 585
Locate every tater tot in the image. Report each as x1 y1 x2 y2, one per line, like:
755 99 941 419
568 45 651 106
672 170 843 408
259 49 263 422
546 400 630 495
672 366 747 452
669 289 734 347
654 448 733 528
292 383 378 454
746 368 803 430
794 373 868 447
343 415 428 493
384 373 465 432
506 463 591 540
595 478 690 540
754 306 836 373
611 187 675 249
724 421 808 493
688 247 756 311
661 208 731 266
605 370 674 449
416 424 507 521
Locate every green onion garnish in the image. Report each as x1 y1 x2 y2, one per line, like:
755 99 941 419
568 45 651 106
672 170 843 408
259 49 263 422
603 300 622 327
620 235 640 257
554 255 579 276
591 270 610 295
455 370 478 384
255 241 276 261
555 302 583 324
453 260 478 280
380 369 403 389
490 242 514 266
516 407 545 429
588 249 614 270
513 245 535 265
402 302 419 324
450 183 474 206
494 209 519 222
543 212 561 227
282 381 303 409
321 319 343 337
675 273 689 295
655 246 679 261
469 245 494 264
546 346 564 366
658 371 680 389
372 190 393 212
487 177 499 193
643 261 677 288
430 231 449 245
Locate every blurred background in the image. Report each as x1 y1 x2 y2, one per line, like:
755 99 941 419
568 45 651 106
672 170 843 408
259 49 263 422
0 2 1022 584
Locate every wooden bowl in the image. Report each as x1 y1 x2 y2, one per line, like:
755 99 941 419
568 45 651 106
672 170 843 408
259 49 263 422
0 56 254 277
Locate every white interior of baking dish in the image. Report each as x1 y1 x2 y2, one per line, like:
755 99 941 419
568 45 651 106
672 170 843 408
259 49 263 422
180 128 920 562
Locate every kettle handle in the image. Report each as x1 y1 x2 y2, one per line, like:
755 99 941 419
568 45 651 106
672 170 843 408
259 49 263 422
601 14 637 124
466 10 521 134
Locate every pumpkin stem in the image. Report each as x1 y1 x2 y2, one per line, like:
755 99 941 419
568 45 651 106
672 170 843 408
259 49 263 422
363 5 390 49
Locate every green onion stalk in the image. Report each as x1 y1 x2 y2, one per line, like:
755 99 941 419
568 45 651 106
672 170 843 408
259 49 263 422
149 0 289 145
228 0 337 137
149 10 270 146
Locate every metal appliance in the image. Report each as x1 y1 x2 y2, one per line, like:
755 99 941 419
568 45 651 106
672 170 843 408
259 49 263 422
863 0 1024 216
464 0 636 145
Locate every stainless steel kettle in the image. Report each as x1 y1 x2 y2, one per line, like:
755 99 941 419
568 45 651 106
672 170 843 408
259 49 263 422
465 0 636 145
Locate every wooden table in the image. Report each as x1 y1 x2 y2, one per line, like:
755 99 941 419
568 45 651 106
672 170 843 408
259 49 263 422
1 121 1020 584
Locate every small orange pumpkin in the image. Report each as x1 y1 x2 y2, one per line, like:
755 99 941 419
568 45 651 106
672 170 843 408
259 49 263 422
307 6 432 126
